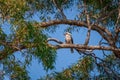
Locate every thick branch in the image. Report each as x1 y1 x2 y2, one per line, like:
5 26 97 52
48 43 120 52
37 20 112 37
36 19 114 45
37 20 87 28
38 20 113 37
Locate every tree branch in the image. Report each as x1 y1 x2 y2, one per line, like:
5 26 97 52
37 19 112 38
52 0 66 19
0 19 119 58
115 27 120 42
47 38 120 58
36 19 114 45
115 1 120 28
98 9 117 22
47 43 120 52
46 38 119 54
47 38 63 44
84 2 92 45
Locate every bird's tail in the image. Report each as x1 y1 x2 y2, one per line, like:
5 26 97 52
71 48 74 53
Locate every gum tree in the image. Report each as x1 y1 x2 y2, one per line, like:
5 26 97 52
0 0 120 79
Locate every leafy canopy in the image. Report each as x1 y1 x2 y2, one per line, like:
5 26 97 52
0 0 120 80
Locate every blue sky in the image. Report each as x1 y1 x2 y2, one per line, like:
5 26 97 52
1 17 103 80
0 3 106 80
26 26 102 80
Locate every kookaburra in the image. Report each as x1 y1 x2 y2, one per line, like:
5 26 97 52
64 32 74 53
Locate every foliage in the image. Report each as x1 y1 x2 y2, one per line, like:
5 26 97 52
0 0 57 79
39 54 120 80
39 56 94 80
81 0 119 26
0 0 119 80
1 55 30 80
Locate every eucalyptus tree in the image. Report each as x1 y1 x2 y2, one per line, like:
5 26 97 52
0 0 120 79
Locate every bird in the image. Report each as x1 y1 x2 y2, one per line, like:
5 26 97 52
64 32 74 53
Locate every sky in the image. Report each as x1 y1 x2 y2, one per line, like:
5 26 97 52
0 19 104 80
26 27 102 80
0 3 105 80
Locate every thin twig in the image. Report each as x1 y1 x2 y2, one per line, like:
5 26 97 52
52 0 66 19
